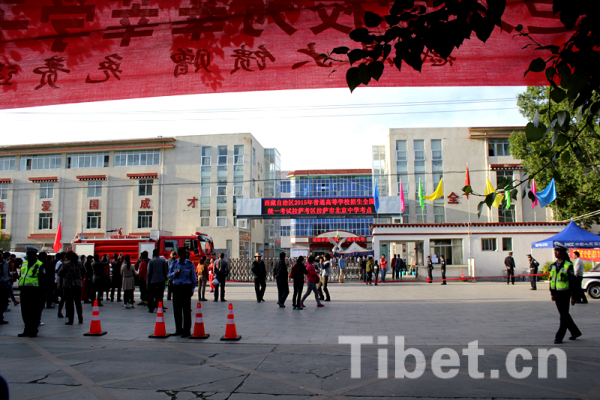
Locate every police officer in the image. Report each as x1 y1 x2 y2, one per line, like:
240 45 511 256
527 254 539 290
18 246 47 338
426 256 433 283
550 243 582 344
440 255 447 285
504 252 516 285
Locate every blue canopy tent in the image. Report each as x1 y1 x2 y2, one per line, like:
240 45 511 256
532 221 600 249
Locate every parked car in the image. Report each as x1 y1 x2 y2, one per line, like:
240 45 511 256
583 264 600 299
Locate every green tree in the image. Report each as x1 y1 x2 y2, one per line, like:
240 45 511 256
0 234 12 252
509 86 600 228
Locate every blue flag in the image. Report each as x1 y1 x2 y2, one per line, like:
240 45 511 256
373 180 380 213
537 178 557 208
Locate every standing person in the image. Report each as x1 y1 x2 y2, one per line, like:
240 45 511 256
0 252 10 325
147 249 169 313
121 255 137 308
91 255 106 306
168 247 197 337
291 256 306 310
358 257 365 282
46 252 59 309
57 251 84 325
505 252 516 285
300 257 324 308
366 257 373 285
273 252 289 307
410 254 416 275
426 256 433 283
373 260 379 285
380 254 388 282
18 246 48 338
137 251 149 306
166 251 177 301
527 254 540 291
251 253 267 303
196 256 209 302
318 254 331 301
398 257 405 281
37 252 53 310
338 255 346 283
549 244 582 344
391 255 397 280
440 255 447 285
213 253 229 302
82 256 93 304
208 259 215 293
9 256 20 306
110 253 122 302
572 252 588 303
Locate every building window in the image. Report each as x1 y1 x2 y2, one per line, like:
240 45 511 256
201 185 210 197
39 213 53 230
433 200 445 223
430 239 463 265
87 181 102 198
0 214 5 230
200 210 210 227
87 212 101 229
0 157 15 171
496 170 513 186
114 149 160 167
139 179 153 196
226 239 232 253
414 140 425 162
138 211 153 228
502 237 513 251
281 181 291 194
218 145 227 165
416 207 427 223
216 210 227 227
431 139 442 161
234 145 244 165
233 185 243 196
40 182 54 199
281 226 291 237
21 154 61 170
489 139 510 157
396 140 407 162
201 146 211 166
67 152 109 169
481 238 497 251
499 205 515 222
0 184 8 200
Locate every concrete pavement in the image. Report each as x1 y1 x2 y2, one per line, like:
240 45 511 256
1 281 599 400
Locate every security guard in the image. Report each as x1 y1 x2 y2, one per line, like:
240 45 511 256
527 254 540 290
18 246 47 338
549 243 582 344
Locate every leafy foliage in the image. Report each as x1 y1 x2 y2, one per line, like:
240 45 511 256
0 234 12 252
510 87 600 229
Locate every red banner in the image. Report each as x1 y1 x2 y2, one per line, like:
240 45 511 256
569 248 600 261
0 0 571 109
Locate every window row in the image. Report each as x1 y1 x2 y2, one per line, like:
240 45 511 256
396 139 443 163
481 237 513 251
201 145 244 166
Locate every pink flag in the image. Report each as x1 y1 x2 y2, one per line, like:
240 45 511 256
531 179 539 209
399 180 405 213
53 221 62 253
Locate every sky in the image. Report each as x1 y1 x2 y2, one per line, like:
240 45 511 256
0 86 529 170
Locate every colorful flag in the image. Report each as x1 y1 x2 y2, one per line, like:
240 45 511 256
505 186 512 210
537 178 557 208
531 179 539 209
484 178 503 208
373 180 380 213
399 180 405 213
424 178 444 201
418 178 425 210
53 221 62 253
465 165 471 199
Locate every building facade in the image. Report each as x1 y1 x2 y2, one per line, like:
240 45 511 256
0 134 276 258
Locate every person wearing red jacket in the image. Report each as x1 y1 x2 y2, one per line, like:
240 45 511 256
137 251 149 306
300 256 324 308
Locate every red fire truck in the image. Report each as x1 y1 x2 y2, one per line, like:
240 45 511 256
72 230 215 263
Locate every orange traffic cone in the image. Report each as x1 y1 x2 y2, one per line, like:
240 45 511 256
190 302 210 339
461 270 465 280
84 300 107 336
220 303 241 341
148 302 170 338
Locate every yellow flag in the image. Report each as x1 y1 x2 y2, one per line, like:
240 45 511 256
424 179 444 201
484 178 495 196
492 194 504 208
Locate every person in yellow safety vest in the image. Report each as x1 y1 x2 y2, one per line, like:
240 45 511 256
18 246 47 338
549 243 582 344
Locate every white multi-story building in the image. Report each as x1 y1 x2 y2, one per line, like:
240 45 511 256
0 134 277 258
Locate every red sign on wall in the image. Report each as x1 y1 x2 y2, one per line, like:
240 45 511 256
312 237 366 243
262 197 375 218
90 199 99 210
41 201 51 211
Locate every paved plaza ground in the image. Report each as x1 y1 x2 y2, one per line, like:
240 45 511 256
1 281 600 400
